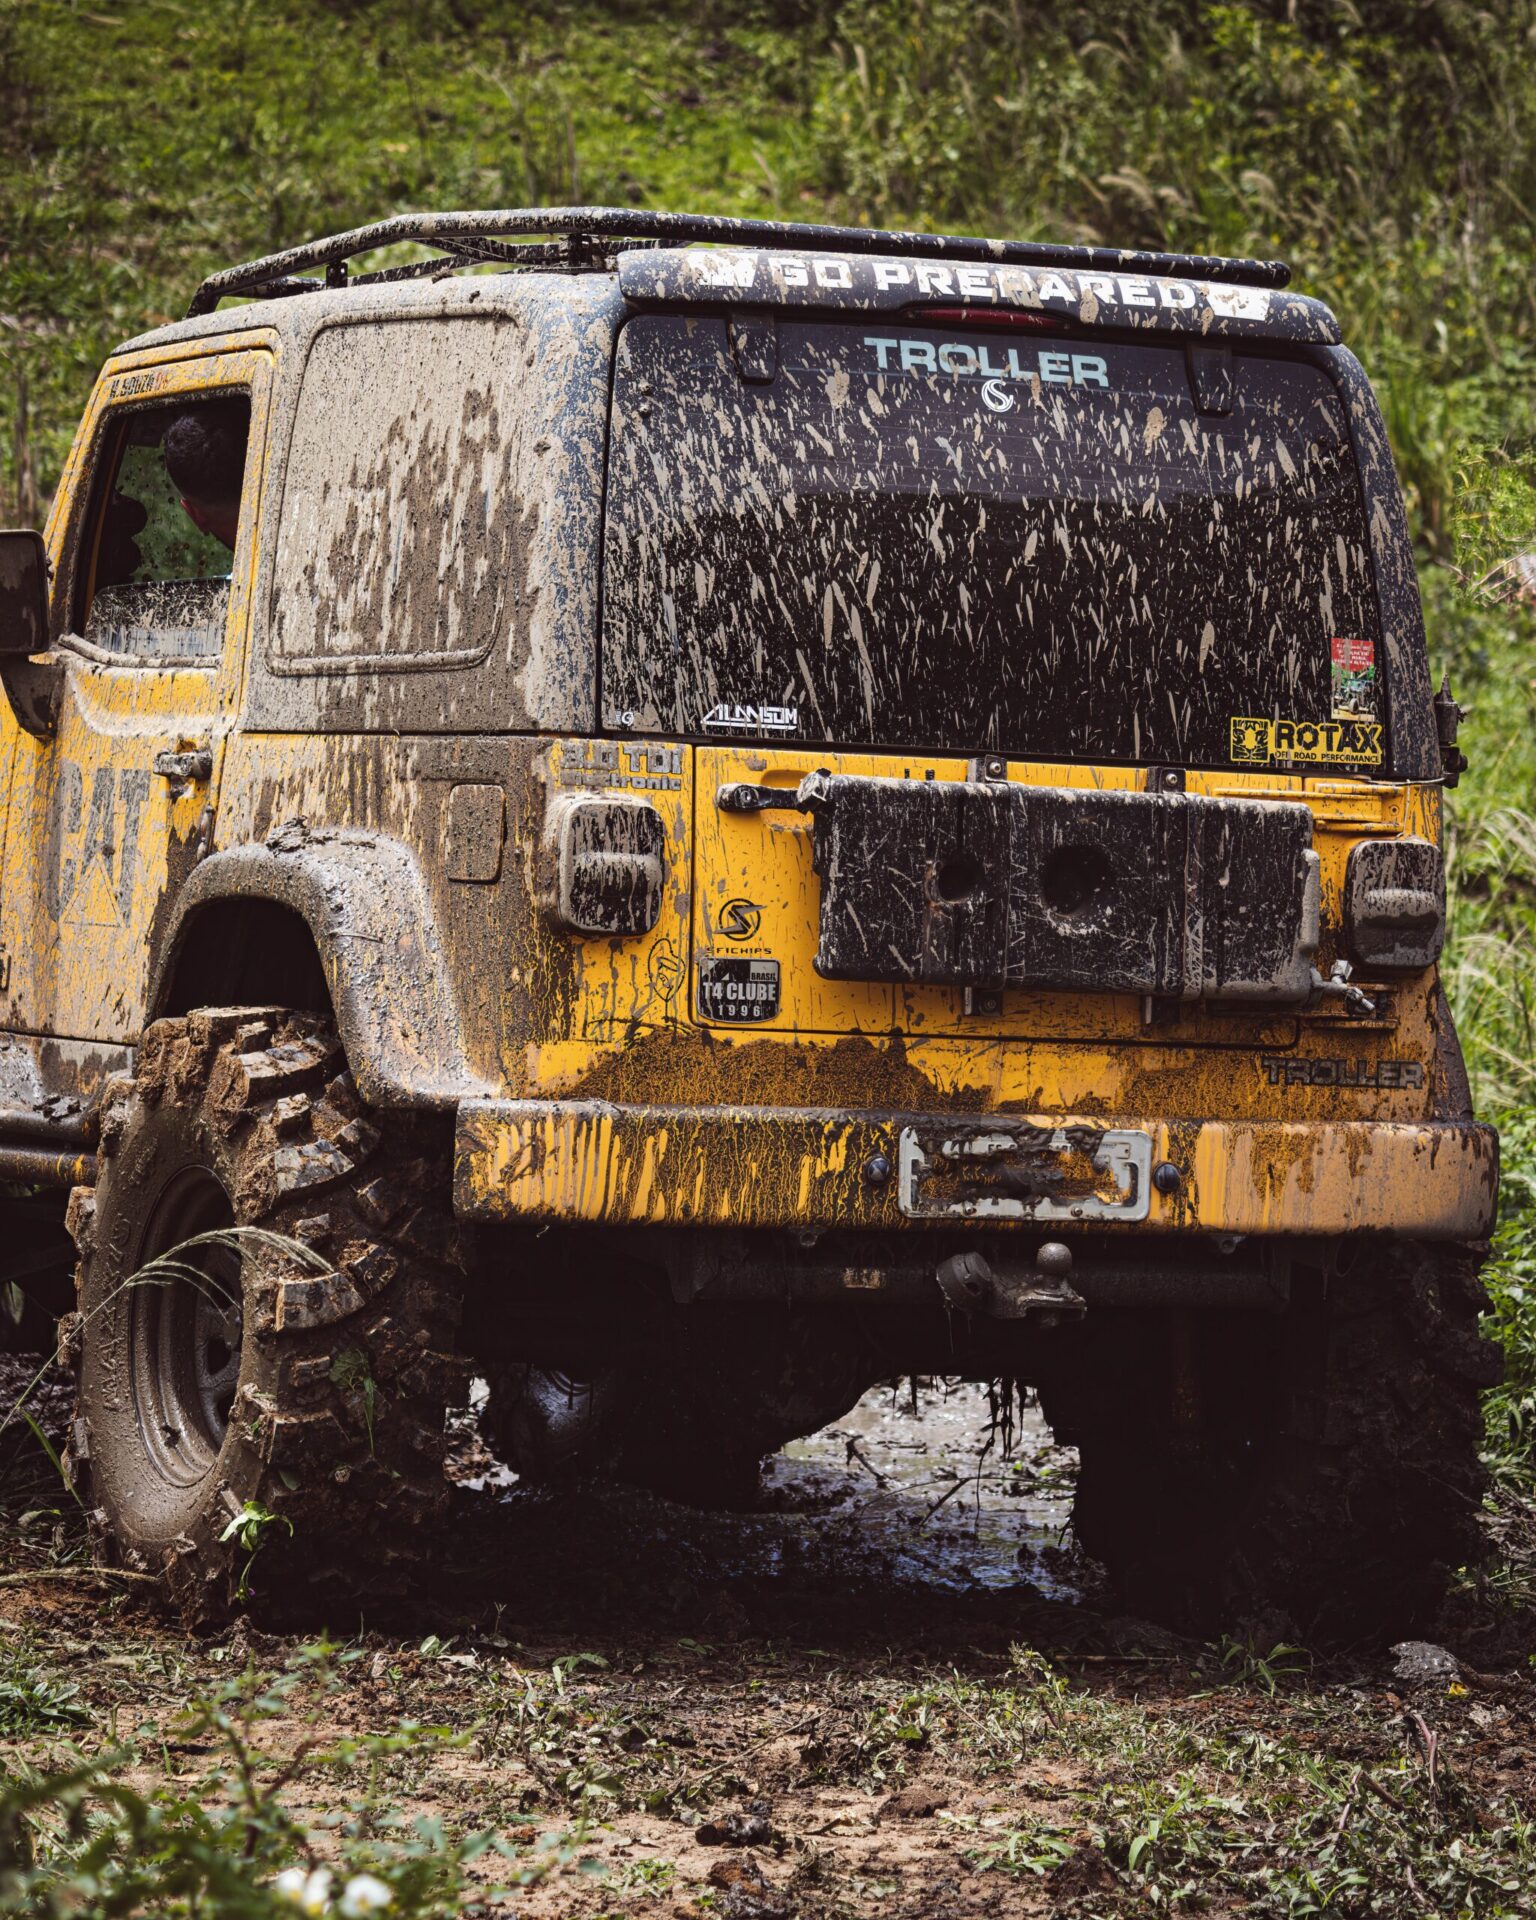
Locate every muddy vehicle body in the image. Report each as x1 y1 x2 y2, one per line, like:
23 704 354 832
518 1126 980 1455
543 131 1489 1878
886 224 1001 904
0 208 1498 1634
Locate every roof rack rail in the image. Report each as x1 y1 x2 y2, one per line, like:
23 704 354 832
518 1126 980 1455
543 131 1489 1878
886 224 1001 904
187 206 1290 317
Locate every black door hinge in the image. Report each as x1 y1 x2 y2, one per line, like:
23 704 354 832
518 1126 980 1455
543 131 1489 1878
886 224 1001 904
1434 672 1469 787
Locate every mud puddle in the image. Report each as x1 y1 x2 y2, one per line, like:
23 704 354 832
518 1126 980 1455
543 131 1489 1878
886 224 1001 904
755 1382 1076 1597
446 1379 1085 1629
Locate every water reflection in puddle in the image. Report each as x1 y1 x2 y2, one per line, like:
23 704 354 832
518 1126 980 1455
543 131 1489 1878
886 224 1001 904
457 1378 1081 1603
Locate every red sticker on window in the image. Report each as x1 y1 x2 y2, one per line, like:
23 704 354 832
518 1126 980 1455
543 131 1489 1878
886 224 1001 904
1330 636 1376 718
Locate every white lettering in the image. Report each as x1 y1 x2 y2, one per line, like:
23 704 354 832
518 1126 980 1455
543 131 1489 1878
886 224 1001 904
1036 272 1074 302
777 258 809 287
955 265 994 298
914 263 955 296
814 259 852 289
862 334 1120 393
1119 277 1156 307
873 261 912 290
1078 273 1118 304
688 249 757 290
1206 285 1271 321
1158 280 1196 309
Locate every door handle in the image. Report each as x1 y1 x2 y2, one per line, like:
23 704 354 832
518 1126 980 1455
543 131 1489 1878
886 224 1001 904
153 747 213 785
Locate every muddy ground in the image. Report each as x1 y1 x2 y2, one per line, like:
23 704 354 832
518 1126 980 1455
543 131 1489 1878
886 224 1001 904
4 1356 1536 1915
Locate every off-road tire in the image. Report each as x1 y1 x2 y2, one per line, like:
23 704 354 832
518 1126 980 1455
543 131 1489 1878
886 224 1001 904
62 1008 469 1628
1056 1241 1500 1641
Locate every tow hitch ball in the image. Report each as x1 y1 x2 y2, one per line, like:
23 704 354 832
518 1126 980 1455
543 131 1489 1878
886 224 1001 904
935 1244 1087 1324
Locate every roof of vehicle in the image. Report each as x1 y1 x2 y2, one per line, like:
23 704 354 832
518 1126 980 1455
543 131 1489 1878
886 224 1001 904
118 207 1340 359
184 206 1292 315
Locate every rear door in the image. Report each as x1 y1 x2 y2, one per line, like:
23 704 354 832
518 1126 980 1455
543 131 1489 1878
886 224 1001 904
603 311 1385 1043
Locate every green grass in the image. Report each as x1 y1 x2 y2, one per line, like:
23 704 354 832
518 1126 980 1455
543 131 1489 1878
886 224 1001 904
11 1637 1534 1917
0 1653 90 1739
3 0 1536 1489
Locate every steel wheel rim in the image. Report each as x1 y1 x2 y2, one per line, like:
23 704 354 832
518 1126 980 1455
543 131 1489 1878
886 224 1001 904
129 1165 242 1487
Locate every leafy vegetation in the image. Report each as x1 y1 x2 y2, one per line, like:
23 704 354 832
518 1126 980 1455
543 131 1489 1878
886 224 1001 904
0 1655 90 1739
0 1642 587 1917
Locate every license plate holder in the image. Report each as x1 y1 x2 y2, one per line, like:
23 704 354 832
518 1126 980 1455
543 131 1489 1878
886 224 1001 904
897 1121 1152 1223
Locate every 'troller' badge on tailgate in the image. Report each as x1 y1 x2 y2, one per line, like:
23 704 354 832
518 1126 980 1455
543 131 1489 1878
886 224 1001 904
898 1121 1152 1222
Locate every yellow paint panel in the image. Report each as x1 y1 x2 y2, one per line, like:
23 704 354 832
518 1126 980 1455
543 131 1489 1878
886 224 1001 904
456 1099 1497 1239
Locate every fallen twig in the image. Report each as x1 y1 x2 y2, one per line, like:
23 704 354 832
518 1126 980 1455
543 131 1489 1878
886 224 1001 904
0 1565 160 1588
1359 1770 1409 1814
845 1438 889 1488
1055 1653 1185 1665
914 1476 966 1526
1407 1711 1439 1796
1334 1769 1361 1839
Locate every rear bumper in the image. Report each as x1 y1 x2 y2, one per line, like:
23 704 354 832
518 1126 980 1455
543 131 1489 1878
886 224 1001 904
453 1101 1498 1240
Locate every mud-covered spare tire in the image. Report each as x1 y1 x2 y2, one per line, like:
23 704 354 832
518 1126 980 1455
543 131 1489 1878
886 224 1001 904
1052 1241 1500 1641
63 1008 468 1628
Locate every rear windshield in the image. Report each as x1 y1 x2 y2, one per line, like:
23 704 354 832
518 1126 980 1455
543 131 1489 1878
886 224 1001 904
602 315 1386 773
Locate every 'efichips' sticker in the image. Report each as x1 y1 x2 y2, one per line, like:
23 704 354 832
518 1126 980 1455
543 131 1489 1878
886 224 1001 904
1230 716 1384 767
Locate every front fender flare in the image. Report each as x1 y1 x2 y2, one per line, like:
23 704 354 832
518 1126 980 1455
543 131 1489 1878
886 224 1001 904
150 826 489 1110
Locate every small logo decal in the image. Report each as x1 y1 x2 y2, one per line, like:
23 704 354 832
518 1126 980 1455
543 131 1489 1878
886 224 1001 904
698 957 781 1024
718 899 763 941
981 378 1016 413
702 702 799 734
1330 636 1377 719
647 936 684 1002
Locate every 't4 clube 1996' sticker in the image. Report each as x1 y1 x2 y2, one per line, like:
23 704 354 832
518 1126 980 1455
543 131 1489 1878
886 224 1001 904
1230 716 1384 766
698 957 781 1023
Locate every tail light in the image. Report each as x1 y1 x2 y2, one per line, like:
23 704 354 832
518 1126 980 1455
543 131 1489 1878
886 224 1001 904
1344 837 1444 971
543 794 665 937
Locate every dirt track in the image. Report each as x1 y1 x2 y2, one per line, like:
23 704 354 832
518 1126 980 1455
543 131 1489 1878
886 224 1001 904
4 1359 1536 1915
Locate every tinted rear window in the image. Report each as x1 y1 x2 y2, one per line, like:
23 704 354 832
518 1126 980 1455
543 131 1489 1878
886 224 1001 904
602 316 1386 772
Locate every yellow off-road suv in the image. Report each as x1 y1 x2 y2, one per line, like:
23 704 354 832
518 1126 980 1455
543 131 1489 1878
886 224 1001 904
0 209 1499 1635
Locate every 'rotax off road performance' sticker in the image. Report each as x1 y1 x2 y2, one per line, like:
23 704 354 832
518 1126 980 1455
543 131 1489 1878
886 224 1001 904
1230 716 1384 767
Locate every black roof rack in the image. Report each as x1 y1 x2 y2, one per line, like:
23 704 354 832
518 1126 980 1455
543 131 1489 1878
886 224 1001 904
187 206 1290 317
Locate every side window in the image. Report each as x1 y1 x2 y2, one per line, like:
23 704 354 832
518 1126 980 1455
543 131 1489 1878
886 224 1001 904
73 394 251 663
269 317 520 672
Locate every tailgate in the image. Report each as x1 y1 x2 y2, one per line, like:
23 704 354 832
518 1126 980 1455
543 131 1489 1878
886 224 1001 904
689 745 1318 1046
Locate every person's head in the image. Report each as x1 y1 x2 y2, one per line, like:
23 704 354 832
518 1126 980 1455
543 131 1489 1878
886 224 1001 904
164 399 249 550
